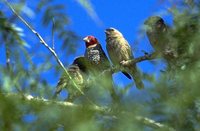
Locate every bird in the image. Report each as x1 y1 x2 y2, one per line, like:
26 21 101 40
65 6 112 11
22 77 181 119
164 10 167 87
83 35 110 75
144 16 179 71
53 56 90 102
84 35 131 79
105 27 144 89
83 35 119 102
144 16 178 60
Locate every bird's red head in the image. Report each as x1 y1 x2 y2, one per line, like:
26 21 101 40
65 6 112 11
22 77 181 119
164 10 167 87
83 35 98 48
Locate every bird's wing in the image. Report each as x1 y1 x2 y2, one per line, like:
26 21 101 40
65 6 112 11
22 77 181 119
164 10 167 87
97 44 111 69
73 56 91 74
106 41 118 65
119 37 134 60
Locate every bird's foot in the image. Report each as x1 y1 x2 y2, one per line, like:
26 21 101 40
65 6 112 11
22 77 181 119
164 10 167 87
141 50 149 55
120 60 129 67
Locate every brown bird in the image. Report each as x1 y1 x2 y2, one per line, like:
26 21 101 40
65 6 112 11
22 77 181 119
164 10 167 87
105 27 144 89
53 56 90 102
144 16 178 59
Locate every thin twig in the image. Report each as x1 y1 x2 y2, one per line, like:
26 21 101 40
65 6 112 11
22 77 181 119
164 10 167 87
3 33 24 95
51 18 55 50
121 52 157 67
4 35 11 71
135 116 175 130
3 0 96 104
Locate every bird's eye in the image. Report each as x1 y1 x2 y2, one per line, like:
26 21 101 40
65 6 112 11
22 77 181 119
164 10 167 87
154 19 164 28
156 19 164 25
107 28 114 31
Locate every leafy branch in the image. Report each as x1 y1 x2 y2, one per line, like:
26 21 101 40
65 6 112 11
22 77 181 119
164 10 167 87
3 0 89 101
1 92 175 131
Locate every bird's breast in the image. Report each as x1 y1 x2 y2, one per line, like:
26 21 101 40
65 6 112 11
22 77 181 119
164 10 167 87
107 38 131 63
87 49 100 64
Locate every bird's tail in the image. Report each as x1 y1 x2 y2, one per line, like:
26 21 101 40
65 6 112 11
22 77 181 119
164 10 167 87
129 66 144 89
122 71 132 79
101 73 120 103
52 85 62 99
52 77 67 99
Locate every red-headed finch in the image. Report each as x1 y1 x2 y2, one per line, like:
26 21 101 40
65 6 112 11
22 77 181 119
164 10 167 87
83 35 119 102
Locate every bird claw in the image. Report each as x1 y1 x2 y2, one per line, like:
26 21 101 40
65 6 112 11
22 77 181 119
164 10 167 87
141 50 149 55
120 60 129 66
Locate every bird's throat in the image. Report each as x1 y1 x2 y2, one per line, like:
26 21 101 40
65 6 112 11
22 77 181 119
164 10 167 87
86 43 98 48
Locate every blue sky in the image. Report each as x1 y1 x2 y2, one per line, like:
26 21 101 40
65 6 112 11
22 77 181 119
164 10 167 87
64 0 170 91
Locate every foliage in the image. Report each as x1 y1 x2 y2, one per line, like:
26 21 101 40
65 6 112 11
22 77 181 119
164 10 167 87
0 0 80 97
37 0 79 55
0 0 200 131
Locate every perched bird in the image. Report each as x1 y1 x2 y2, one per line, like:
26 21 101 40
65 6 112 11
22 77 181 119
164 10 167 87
83 35 110 75
84 35 131 79
144 16 177 59
53 56 90 102
83 35 119 101
105 27 144 89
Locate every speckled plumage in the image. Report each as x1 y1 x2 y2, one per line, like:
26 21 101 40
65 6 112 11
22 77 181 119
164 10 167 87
53 56 89 102
84 44 110 72
105 28 144 89
83 36 119 102
106 34 133 64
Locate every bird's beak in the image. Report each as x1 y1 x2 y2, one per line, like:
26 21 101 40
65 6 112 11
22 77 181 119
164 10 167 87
105 27 115 34
144 20 148 25
104 30 108 34
104 29 110 34
144 25 152 32
83 37 89 43
156 23 162 28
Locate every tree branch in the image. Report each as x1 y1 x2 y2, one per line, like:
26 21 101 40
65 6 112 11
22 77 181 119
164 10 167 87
134 116 175 130
99 52 158 77
121 52 158 67
5 42 11 71
1 93 175 131
3 33 11 71
51 18 55 50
